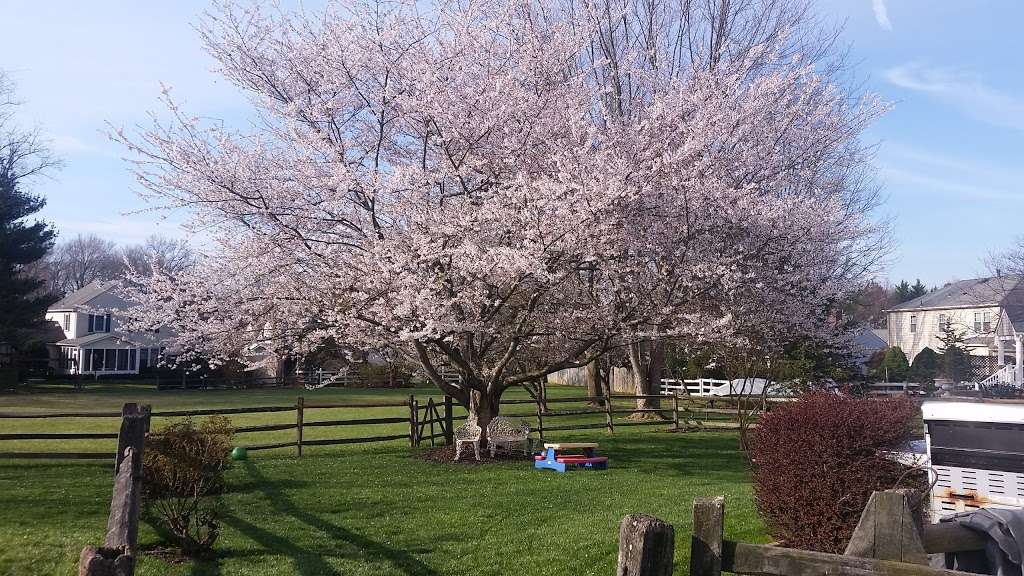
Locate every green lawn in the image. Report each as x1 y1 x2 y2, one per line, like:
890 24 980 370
0 383 767 576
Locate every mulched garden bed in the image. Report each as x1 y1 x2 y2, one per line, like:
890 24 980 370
415 444 536 465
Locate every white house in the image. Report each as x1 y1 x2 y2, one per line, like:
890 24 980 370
885 275 1024 385
45 281 168 375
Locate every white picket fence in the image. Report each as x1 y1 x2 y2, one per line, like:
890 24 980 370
660 378 729 397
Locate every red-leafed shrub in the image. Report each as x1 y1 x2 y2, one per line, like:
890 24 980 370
751 393 923 553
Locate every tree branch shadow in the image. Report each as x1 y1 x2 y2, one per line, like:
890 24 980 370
238 459 441 576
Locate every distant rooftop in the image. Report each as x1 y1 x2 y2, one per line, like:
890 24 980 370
886 275 1024 312
47 280 115 311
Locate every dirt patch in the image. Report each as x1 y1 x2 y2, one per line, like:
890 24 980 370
415 444 535 465
142 546 192 564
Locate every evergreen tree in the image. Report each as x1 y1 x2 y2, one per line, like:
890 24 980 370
909 347 939 383
909 279 927 299
880 347 910 381
937 324 973 382
893 280 912 303
0 173 56 347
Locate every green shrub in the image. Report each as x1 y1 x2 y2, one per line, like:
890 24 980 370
880 347 909 381
909 347 939 383
143 416 233 557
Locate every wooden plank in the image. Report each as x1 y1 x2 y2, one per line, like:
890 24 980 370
617 514 675 576
105 446 140 552
609 409 671 415
234 423 298 434
444 395 454 446
302 401 410 409
844 490 928 565
302 434 408 446
541 423 608 432
0 451 114 460
541 408 606 416
244 441 298 451
691 497 725 576
0 411 122 419
0 432 119 440
115 403 149 478
302 417 408 427
723 541 973 576
151 406 293 417
544 442 598 449
296 396 304 458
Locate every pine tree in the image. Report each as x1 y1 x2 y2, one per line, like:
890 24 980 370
909 279 927 299
937 324 973 383
0 171 56 347
893 280 912 303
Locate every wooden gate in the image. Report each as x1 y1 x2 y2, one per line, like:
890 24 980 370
414 396 454 447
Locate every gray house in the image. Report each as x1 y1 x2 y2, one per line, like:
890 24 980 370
885 275 1024 385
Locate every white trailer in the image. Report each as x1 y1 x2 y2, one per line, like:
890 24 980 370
922 399 1024 518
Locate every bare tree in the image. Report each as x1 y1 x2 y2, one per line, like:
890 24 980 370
122 235 195 277
988 237 1024 277
50 234 121 292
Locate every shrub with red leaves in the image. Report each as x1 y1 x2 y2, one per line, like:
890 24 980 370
751 392 923 553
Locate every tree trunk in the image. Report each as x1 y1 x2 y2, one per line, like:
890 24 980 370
468 388 501 445
586 360 602 406
629 339 664 411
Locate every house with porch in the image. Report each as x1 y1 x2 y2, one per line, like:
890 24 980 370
885 275 1024 385
44 281 169 375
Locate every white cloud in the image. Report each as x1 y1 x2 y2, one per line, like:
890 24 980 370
883 63 1024 131
872 0 893 31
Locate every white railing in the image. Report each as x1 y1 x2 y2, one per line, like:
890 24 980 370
979 364 1017 388
661 378 729 397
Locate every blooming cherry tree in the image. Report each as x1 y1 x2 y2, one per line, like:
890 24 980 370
116 0 887 430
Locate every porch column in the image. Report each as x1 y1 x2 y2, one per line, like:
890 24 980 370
1015 336 1022 385
997 338 1006 366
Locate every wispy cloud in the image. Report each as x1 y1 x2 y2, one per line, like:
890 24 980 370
883 63 1024 131
877 142 1024 201
871 0 893 31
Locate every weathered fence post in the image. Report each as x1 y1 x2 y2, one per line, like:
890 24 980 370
672 394 680 431
113 403 149 478
443 395 454 446
844 489 928 565
409 395 419 447
690 496 724 576
296 396 304 457
617 514 675 576
605 380 615 433
535 393 545 441
81 405 150 576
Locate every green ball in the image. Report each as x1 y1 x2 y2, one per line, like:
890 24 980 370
230 446 248 461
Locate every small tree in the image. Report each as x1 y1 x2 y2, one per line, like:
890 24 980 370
880 347 909 381
909 347 939 383
937 324 972 382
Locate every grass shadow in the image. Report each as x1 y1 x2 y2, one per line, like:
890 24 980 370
239 460 441 576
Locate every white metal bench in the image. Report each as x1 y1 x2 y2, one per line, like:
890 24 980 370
486 416 531 457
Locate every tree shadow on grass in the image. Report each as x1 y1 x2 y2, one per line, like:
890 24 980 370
237 460 441 576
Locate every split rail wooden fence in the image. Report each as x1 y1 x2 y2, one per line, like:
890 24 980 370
618 489 991 576
0 389 758 460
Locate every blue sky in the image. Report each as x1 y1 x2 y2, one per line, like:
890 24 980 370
2 0 1022 287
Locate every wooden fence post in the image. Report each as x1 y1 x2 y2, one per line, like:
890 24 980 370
114 403 149 478
535 392 545 441
443 396 454 446
409 395 419 447
844 490 928 565
296 396 304 457
617 514 675 576
690 496 725 576
605 380 615 433
672 394 680 431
